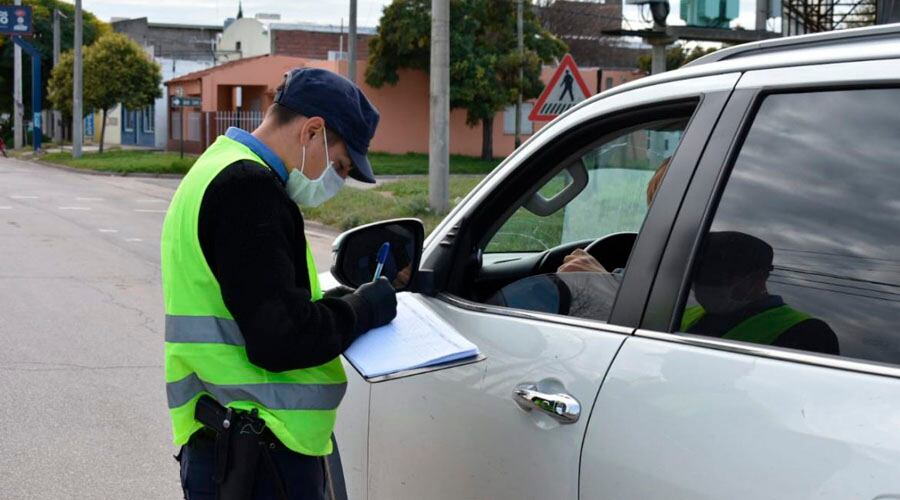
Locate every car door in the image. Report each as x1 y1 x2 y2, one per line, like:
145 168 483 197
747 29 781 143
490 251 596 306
582 59 900 499
363 73 739 500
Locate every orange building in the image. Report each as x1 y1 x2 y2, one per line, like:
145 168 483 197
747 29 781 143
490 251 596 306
165 55 645 157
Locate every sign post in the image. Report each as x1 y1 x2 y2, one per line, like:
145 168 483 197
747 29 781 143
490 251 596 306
171 95 200 159
528 54 591 122
2 6 41 152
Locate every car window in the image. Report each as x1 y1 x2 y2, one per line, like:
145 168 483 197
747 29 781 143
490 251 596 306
486 120 687 253
679 88 900 365
481 115 693 322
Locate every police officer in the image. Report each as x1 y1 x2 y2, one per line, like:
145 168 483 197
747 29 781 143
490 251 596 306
162 68 397 499
683 231 839 354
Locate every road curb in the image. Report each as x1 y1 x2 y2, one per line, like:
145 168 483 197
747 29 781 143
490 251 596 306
24 158 186 179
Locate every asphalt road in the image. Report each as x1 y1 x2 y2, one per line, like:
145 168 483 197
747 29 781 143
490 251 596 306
0 158 338 499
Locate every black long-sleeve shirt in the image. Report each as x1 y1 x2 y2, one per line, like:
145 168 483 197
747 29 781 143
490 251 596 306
197 159 371 372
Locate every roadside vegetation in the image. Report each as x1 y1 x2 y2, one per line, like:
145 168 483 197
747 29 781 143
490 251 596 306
304 176 485 234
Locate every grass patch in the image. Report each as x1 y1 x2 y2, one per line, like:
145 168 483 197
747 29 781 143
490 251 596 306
304 176 484 234
369 151 500 175
41 150 197 174
38 149 499 177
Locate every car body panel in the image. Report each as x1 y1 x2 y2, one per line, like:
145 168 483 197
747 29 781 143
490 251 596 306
366 293 627 500
581 335 900 500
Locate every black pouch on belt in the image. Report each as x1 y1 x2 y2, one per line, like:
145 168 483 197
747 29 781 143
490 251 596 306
195 396 285 500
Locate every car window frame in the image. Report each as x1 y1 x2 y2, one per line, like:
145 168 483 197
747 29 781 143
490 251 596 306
423 82 737 331
481 116 694 256
640 60 900 379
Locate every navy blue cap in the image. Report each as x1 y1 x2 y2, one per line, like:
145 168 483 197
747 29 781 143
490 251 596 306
274 67 380 183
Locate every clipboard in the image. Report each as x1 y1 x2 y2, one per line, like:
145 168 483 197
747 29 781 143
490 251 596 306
342 293 485 383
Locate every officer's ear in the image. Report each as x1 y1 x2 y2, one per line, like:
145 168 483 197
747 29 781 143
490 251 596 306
300 116 326 145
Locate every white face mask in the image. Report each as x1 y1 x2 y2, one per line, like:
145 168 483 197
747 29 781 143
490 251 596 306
286 128 345 207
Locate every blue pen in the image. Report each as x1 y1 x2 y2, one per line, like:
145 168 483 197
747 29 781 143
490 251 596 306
372 242 391 282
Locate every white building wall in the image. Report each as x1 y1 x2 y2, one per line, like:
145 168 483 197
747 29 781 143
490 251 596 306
155 57 213 149
215 18 271 63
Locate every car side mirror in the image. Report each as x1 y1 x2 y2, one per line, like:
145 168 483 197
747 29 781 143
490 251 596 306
331 218 425 292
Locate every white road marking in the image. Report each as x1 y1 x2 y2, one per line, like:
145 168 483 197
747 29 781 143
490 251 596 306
0 206 12 210
133 209 167 213
125 238 143 242
98 229 119 233
135 198 167 203
76 197 104 201
10 195 38 200
58 206 91 211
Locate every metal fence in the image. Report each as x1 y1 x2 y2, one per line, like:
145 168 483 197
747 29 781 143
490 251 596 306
169 110 267 154
212 111 264 139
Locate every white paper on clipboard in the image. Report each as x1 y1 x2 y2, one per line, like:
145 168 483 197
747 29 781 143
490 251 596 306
343 293 480 379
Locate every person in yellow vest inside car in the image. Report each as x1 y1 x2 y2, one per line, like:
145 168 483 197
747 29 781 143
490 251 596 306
161 67 397 499
683 231 839 354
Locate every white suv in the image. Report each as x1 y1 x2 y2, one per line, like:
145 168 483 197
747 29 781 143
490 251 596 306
329 24 900 500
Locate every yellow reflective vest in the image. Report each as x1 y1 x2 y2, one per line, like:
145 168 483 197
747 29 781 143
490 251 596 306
161 136 346 456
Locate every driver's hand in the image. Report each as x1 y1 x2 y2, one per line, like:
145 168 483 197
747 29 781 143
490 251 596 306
558 248 608 273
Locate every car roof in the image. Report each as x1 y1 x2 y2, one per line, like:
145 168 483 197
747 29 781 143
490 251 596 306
577 23 900 110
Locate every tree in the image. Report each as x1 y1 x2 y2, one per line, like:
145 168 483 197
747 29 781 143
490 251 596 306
0 0 107 118
49 33 162 153
637 44 720 72
367 0 567 159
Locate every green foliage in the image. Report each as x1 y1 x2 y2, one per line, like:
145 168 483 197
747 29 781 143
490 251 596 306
49 32 162 151
83 33 162 113
42 150 197 174
367 0 567 155
47 50 74 119
0 0 107 115
304 177 484 234
637 44 720 72
368 151 499 175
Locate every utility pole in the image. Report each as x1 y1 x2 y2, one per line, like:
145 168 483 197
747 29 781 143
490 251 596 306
348 0 358 83
429 0 449 213
13 0 22 150
514 0 524 148
73 0 83 158
53 9 65 148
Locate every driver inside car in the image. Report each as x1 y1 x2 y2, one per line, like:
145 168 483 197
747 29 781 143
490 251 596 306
557 157 671 274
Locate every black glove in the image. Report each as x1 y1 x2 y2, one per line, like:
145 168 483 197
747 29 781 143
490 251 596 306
353 277 397 329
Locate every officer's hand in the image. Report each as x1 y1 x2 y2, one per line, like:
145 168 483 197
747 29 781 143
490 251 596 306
354 277 397 328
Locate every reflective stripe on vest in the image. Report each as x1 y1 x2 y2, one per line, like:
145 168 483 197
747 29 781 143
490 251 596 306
681 304 812 345
161 136 346 456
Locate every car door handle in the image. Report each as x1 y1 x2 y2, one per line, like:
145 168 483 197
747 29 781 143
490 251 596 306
513 383 581 423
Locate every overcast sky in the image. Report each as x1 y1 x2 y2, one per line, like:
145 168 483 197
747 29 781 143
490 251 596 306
66 1 394 27
61 0 763 39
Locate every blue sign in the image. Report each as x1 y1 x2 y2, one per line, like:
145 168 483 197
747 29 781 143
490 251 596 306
0 6 32 35
84 114 95 138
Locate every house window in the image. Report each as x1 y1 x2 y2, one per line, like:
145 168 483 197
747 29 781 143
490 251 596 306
606 77 614 89
143 104 154 133
236 41 242 52
123 110 136 132
503 103 534 135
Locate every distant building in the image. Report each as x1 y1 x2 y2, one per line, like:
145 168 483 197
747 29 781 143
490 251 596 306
538 0 648 68
215 14 281 64
111 19 219 148
270 23 376 61
164 55 633 158
111 17 221 63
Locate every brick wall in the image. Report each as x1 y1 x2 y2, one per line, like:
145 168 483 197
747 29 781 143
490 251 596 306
272 30 373 60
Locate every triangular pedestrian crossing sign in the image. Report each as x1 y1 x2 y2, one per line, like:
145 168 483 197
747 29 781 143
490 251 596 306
529 54 591 121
